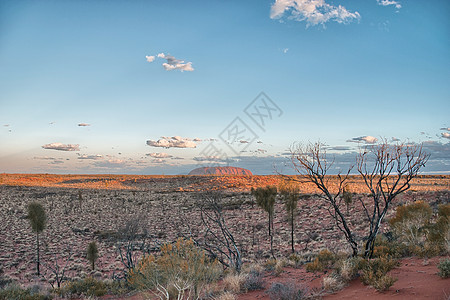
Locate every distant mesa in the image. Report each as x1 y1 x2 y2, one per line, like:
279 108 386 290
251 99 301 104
188 166 252 176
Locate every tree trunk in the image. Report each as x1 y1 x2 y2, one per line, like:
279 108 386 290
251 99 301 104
36 233 40 276
291 210 295 253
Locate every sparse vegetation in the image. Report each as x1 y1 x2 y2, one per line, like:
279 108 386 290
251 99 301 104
359 256 399 291
266 282 308 300
128 238 222 299
305 249 337 272
437 258 450 278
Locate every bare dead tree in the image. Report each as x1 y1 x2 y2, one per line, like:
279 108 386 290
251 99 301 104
197 192 242 273
290 142 358 256
116 217 153 278
357 140 429 258
42 250 73 288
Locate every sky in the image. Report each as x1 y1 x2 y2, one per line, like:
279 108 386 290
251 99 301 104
0 0 449 175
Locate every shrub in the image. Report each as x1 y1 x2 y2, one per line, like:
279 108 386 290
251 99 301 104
128 238 222 299
266 282 308 300
322 274 345 292
223 274 245 293
426 204 450 255
243 270 265 291
390 201 431 249
0 284 52 300
264 259 277 272
216 291 237 300
58 277 106 297
305 249 336 272
359 256 399 292
334 257 361 282
437 258 450 278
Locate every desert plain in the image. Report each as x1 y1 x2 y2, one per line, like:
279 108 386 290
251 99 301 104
0 173 449 299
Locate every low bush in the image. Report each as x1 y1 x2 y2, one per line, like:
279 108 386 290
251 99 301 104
264 259 277 272
58 277 106 297
243 270 265 291
0 283 52 300
266 282 308 300
223 273 246 294
305 249 337 272
437 258 450 279
334 257 361 282
128 238 222 299
322 274 345 292
359 256 399 292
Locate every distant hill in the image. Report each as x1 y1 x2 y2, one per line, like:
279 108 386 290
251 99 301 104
188 166 252 176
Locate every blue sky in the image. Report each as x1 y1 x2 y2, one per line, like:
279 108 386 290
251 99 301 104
0 0 449 175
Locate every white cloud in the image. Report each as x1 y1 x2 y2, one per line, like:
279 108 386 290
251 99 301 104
146 152 173 158
146 136 197 148
270 0 361 27
442 132 450 139
146 53 194 72
42 143 80 151
283 48 289 53
377 0 401 9
78 123 90 127
440 127 450 131
78 154 103 160
347 136 378 144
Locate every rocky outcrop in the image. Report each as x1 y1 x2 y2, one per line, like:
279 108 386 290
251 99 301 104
188 166 252 176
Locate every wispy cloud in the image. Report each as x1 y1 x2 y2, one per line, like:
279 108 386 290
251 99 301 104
146 136 197 148
78 123 90 127
440 127 450 131
146 53 194 72
193 156 230 163
42 143 80 151
78 154 103 160
152 158 166 164
347 136 378 144
270 0 361 27
146 152 173 158
377 0 401 9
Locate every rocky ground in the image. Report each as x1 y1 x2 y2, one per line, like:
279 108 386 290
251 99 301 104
0 174 449 297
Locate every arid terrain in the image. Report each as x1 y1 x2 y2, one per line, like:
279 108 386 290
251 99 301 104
0 174 449 299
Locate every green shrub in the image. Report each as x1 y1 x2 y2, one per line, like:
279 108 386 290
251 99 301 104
0 284 52 300
389 201 431 254
305 249 336 272
334 257 361 282
426 204 450 255
264 259 277 272
437 258 450 278
359 256 399 291
58 277 106 297
128 238 222 299
266 282 308 300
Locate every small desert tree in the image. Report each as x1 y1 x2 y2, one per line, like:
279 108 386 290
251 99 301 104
27 202 47 276
290 140 429 258
279 182 300 253
357 140 429 258
252 186 277 259
87 241 99 271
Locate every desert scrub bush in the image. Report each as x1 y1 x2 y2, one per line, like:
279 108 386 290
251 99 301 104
58 277 106 297
264 258 277 272
243 269 265 291
215 291 237 300
359 256 399 291
426 204 450 255
389 201 432 255
372 235 410 258
437 258 450 278
305 249 337 272
266 282 309 300
334 257 361 282
0 283 52 300
322 274 345 292
222 273 246 293
288 253 302 267
128 238 222 299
